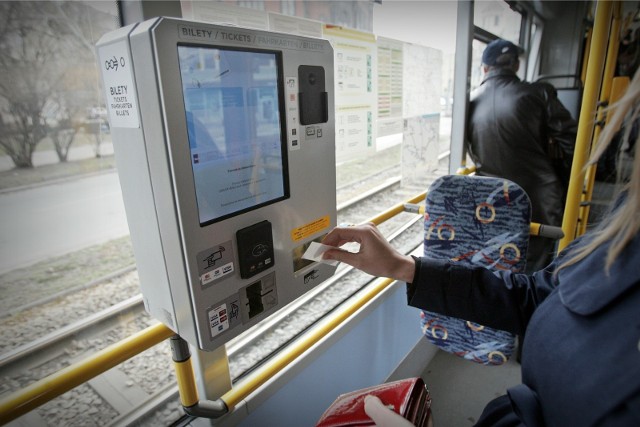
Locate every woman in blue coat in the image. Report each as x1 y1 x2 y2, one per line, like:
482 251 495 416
322 72 640 426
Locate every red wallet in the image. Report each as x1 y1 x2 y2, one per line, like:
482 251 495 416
315 377 432 427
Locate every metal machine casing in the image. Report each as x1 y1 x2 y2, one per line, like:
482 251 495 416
97 17 336 351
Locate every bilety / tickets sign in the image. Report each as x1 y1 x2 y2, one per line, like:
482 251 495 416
98 40 140 129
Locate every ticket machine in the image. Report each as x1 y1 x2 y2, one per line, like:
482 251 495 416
97 17 336 351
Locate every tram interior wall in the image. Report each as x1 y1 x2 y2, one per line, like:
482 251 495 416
537 1 589 80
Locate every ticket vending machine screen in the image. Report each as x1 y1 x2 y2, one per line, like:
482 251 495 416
178 46 289 225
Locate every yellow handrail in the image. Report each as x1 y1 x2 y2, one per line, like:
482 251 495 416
578 1 622 236
456 164 477 176
559 0 613 251
0 323 174 425
368 192 425 225
220 188 426 408
221 276 396 409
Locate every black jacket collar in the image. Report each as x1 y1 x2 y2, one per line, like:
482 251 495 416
481 68 520 85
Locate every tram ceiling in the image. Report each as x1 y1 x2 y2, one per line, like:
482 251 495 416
515 0 586 20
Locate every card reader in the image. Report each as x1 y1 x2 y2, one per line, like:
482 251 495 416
236 220 275 279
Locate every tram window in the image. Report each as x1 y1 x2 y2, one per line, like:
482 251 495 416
471 39 489 91
0 0 164 424
474 0 523 45
1 1 454 424
471 0 526 92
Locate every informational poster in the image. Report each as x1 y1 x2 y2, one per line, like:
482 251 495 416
181 0 269 29
402 114 440 190
268 13 323 38
400 42 442 189
403 43 442 118
376 37 404 139
323 25 377 163
181 1 325 39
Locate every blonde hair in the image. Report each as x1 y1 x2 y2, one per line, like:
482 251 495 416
558 70 640 273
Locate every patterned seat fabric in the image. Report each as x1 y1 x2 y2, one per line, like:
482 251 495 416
420 175 531 365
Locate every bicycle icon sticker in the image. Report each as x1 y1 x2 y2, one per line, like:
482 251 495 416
105 56 126 71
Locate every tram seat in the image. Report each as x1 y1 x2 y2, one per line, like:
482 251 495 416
536 74 583 121
420 175 531 365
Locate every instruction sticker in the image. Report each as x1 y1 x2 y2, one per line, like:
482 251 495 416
197 242 235 286
208 303 230 338
285 76 300 150
98 40 140 128
291 215 330 242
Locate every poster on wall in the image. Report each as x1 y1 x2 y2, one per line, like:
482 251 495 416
323 25 377 163
180 0 269 29
402 114 440 190
268 13 323 38
376 37 404 146
403 43 441 118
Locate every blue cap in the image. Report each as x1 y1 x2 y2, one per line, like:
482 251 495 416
482 39 519 66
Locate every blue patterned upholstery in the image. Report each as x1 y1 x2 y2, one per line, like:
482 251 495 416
420 175 531 365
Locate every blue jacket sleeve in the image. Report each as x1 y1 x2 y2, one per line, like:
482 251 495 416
406 256 559 336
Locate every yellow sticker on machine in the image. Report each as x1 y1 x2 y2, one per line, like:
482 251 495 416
291 216 330 242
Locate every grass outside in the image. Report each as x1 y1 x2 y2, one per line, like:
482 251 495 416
0 132 114 190
0 236 134 314
0 155 116 190
0 129 106 155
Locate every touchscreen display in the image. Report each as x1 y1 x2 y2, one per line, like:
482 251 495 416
178 45 289 225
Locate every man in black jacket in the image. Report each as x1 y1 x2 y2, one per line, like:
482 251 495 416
467 39 577 272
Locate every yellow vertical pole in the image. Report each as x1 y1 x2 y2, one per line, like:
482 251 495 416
578 1 622 235
559 0 613 251
581 28 592 85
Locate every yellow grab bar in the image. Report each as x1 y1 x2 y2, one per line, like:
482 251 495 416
560 0 613 251
578 1 622 236
220 276 395 409
0 323 174 425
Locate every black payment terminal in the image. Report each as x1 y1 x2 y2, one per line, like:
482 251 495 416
236 220 275 279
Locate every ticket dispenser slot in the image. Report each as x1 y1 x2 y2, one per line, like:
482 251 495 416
298 65 328 125
240 272 278 322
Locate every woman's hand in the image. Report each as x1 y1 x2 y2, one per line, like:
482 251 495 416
322 223 416 283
